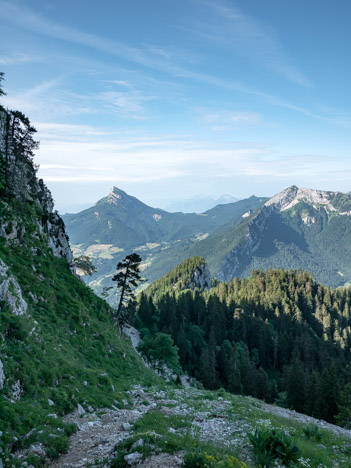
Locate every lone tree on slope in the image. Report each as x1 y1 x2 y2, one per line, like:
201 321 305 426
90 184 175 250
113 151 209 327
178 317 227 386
112 253 143 325
73 255 97 276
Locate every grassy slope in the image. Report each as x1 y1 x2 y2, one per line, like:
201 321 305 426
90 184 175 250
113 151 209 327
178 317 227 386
0 198 158 466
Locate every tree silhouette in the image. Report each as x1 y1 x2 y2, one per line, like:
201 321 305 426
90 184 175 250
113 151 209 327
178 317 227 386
112 253 143 325
0 72 5 99
73 255 97 276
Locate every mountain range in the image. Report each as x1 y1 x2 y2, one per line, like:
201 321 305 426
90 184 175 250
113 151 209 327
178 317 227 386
62 187 266 299
2 93 351 467
164 194 239 213
63 185 351 298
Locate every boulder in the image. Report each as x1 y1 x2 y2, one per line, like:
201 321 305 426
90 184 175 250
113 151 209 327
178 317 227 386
124 452 142 465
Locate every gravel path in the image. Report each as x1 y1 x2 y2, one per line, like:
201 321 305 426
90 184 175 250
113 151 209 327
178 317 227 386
47 386 351 467
50 406 149 468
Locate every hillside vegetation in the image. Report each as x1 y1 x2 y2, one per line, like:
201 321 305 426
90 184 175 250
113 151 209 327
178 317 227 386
0 86 157 466
137 259 351 427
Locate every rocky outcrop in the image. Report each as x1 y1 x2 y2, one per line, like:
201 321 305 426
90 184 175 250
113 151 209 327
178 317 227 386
0 258 28 316
185 261 211 290
218 207 271 281
0 110 72 264
0 359 4 390
0 257 28 393
106 186 122 205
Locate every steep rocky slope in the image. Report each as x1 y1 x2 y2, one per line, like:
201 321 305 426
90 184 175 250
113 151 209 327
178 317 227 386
0 106 157 467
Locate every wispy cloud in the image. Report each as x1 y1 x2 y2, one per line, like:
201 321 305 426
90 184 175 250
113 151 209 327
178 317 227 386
33 122 351 186
0 1 184 73
97 90 157 120
0 53 41 65
180 69 351 128
2 78 156 122
188 0 311 87
196 108 261 131
1 0 349 130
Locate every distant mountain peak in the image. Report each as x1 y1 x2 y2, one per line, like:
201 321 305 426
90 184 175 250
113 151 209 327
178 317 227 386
106 186 124 204
266 186 342 212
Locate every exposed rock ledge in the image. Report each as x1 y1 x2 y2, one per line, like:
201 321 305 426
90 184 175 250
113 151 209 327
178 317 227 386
0 258 28 316
0 359 4 390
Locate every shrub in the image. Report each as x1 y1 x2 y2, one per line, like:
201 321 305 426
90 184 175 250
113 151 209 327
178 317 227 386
248 427 300 467
302 424 322 441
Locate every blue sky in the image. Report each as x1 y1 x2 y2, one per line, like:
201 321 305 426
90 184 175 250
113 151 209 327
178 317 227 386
1 0 350 212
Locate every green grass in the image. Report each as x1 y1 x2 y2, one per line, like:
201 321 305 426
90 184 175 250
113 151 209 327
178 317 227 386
0 198 160 466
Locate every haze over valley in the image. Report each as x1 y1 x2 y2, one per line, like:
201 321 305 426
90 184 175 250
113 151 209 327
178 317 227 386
1 1 351 467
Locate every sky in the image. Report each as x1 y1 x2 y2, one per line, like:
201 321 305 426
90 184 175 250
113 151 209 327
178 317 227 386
1 0 351 213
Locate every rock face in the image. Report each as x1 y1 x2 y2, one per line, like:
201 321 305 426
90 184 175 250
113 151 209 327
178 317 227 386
219 207 271 281
265 185 343 213
185 261 211 290
0 109 72 264
216 185 351 286
0 258 28 316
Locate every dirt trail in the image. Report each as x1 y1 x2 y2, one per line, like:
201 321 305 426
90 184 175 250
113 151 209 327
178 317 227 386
48 387 351 467
50 406 148 468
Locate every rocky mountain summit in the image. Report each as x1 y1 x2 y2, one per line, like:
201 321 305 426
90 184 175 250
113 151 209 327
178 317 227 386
265 185 351 214
205 185 351 286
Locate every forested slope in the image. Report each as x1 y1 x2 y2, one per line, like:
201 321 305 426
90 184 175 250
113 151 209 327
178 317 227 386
137 260 351 426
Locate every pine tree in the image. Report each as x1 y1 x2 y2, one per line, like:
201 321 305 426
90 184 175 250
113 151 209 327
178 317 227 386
286 349 305 413
315 363 339 423
111 253 143 325
138 292 152 326
336 382 351 428
0 72 5 99
73 255 97 276
228 348 242 395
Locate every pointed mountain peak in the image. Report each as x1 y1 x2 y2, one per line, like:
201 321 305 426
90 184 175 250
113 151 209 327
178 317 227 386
106 186 127 205
95 186 152 211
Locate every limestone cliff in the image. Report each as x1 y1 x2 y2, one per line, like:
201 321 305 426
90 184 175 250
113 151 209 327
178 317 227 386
0 109 72 263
